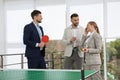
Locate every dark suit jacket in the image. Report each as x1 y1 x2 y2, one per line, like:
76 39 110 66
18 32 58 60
23 22 45 58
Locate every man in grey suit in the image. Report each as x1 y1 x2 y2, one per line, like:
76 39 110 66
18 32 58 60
62 13 84 69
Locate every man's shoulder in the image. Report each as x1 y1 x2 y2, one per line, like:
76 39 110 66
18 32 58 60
78 25 84 29
24 22 33 30
25 22 33 26
78 26 84 32
64 26 71 30
25 22 33 28
65 25 84 30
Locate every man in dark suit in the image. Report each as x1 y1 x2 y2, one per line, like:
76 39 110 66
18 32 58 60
23 10 46 69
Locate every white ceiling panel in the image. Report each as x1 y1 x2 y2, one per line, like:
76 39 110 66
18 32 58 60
5 0 120 6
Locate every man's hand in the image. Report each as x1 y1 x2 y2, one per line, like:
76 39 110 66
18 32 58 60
45 43 48 46
70 37 76 42
38 42 45 48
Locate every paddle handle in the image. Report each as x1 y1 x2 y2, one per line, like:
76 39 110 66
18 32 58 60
81 69 85 80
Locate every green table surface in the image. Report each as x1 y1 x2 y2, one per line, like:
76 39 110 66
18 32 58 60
0 69 98 80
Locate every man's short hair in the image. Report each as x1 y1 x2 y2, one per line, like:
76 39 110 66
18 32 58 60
31 10 41 19
70 13 79 19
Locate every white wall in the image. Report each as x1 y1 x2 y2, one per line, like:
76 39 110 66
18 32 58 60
0 0 6 53
0 0 6 69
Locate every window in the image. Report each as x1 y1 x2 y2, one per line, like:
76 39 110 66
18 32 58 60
37 5 66 40
70 4 103 37
107 2 120 38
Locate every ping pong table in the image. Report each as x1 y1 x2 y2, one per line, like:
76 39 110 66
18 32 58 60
0 69 98 80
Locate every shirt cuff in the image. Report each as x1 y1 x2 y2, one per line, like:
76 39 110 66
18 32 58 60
35 43 39 47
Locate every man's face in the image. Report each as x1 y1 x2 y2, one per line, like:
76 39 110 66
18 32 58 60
34 14 43 23
71 17 79 27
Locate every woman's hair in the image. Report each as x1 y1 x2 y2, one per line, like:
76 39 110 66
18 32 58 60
87 21 100 34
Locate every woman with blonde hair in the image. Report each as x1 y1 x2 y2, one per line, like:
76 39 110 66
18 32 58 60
80 21 103 80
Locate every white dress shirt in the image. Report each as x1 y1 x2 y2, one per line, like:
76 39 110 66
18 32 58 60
71 25 79 47
33 22 43 50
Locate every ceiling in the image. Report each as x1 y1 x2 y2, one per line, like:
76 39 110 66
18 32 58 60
5 0 120 6
37 0 120 6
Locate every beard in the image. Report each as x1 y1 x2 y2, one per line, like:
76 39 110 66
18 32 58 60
73 23 79 27
37 19 42 23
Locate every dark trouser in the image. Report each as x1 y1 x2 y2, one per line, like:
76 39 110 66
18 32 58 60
64 47 83 69
27 57 46 69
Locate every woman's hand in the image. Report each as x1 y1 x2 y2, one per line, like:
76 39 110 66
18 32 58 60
82 47 89 53
84 27 89 35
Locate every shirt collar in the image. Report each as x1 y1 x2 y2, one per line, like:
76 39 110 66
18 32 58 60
71 24 79 29
33 21 39 27
87 31 95 36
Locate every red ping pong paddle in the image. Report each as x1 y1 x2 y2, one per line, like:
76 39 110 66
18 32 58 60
42 35 49 43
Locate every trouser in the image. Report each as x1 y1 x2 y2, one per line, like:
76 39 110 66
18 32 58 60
64 47 83 69
27 57 46 69
84 64 103 80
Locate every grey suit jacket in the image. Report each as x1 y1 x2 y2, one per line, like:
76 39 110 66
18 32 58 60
80 32 102 65
62 25 84 57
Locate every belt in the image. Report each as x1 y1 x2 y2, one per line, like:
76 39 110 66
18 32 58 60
73 47 77 49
